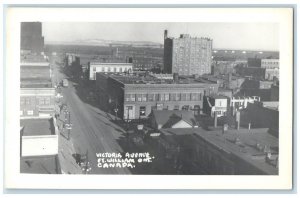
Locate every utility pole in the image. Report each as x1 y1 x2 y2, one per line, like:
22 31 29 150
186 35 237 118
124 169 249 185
68 112 71 140
114 98 118 121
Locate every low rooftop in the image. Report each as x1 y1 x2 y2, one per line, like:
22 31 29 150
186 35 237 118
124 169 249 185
261 101 279 111
159 127 278 174
208 94 228 99
21 54 48 64
151 110 196 128
20 118 56 136
20 155 61 174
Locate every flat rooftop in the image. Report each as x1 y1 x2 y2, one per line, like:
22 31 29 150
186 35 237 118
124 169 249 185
21 54 47 63
103 73 217 85
20 155 61 174
20 118 55 136
262 102 279 111
159 127 278 174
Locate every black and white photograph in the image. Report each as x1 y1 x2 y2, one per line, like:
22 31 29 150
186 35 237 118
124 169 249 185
4 7 293 190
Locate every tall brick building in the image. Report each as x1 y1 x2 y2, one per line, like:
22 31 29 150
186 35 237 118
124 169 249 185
163 30 213 75
21 22 44 53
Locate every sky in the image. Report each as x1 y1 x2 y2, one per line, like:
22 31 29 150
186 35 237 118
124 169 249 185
43 22 279 51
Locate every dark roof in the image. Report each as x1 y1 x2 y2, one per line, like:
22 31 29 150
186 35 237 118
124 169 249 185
20 155 61 174
152 110 196 128
208 94 228 99
20 118 55 136
158 127 278 174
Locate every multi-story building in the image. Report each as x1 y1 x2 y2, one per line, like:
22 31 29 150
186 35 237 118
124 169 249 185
164 30 213 76
261 59 279 69
21 22 44 53
20 88 55 117
261 59 280 81
20 54 55 117
203 95 228 117
88 62 133 80
96 73 219 120
20 55 52 88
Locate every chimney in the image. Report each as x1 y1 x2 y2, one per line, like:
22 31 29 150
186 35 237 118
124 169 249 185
164 30 168 40
214 111 218 128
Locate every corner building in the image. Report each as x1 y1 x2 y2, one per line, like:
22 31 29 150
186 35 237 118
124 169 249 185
96 73 219 120
164 30 213 76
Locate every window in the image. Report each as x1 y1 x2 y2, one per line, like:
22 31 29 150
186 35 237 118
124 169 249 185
186 93 191 101
93 67 96 71
27 110 33 115
20 98 25 105
159 94 165 101
119 68 123 72
20 111 23 116
164 94 170 101
191 93 197 101
130 94 136 102
175 93 181 101
46 98 51 105
125 94 130 102
181 93 187 101
26 98 30 105
136 94 142 102
219 101 222 107
101 67 105 72
170 93 176 101
142 94 147 102
148 94 154 101
107 67 111 72
39 98 45 105
140 106 146 116
154 94 159 101
114 67 117 72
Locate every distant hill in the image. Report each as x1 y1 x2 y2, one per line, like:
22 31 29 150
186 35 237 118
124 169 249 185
46 39 163 48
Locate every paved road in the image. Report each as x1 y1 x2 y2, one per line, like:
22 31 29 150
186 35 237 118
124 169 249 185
50 56 130 174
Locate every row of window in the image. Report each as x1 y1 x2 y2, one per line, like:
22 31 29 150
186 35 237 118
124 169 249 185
20 110 34 116
124 93 203 102
130 104 201 117
20 97 51 105
93 67 131 73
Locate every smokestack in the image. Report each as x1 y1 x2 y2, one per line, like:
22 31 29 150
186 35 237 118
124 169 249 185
164 30 168 40
214 111 218 128
235 111 240 130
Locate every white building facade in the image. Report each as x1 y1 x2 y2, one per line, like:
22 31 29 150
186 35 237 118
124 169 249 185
88 62 133 80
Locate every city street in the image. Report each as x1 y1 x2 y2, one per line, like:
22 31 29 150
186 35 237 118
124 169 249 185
51 56 130 174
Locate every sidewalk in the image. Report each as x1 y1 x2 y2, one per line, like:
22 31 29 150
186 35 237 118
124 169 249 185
56 108 83 174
